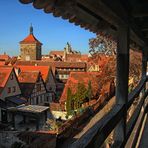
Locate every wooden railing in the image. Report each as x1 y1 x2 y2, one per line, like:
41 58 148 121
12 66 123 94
71 77 148 148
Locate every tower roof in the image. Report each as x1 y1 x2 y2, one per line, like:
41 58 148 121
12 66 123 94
20 25 42 45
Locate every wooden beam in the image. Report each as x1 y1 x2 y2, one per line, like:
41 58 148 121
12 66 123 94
114 25 130 145
141 21 148 31
19 0 33 4
142 47 148 77
78 0 145 46
132 3 148 17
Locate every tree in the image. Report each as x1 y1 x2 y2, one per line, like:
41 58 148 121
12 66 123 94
76 83 87 104
66 88 73 115
86 81 92 102
89 33 116 56
89 34 142 88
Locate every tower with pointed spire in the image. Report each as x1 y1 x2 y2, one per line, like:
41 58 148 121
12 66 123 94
19 25 42 61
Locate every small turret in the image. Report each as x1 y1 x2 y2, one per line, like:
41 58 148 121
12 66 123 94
30 24 33 35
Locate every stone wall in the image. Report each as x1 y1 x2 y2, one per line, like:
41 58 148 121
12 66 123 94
20 44 41 61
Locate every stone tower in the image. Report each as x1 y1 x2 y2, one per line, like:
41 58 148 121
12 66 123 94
20 25 42 61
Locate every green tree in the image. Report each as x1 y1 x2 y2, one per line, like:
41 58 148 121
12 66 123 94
76 83 87 106
73 94 80 110
66 87 73 115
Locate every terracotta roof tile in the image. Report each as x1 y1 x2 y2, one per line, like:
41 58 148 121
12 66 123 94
15 61 86 69
0 66 13 88
20 34 42 45
18 71 40 83
60 72 101 103
0 54 10 61
18 71 41 97
49 51 64 57
0 61 6 66
16 65 50 82
66 54 88 62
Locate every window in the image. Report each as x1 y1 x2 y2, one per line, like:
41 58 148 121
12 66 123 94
7 87 11 93
61 75 64 79
12 86 16 93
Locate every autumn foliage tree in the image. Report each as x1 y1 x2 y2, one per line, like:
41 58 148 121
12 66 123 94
89 34 142 86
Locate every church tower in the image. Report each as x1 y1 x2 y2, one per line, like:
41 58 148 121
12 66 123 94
20 25 42 61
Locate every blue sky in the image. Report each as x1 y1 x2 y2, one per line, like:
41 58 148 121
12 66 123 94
0 0 96 56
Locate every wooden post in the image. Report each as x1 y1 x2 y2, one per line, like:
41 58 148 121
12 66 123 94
141 47 148 93
114 25 130 146
142 47 148 78
12 113 16 129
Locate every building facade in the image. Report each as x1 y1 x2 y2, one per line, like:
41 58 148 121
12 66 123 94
0 67 22 123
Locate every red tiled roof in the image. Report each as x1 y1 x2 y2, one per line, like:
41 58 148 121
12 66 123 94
49 51 64 57
80 54 89 62
0 66 13 88
18 71 40 83
0 61 6 66
65 54 81 62
0 54 10 61
15 61 86 69
50 102 62 111
41 57 55 62
60 72 101 103
66 54 88 62
20 34 42 45
16 65 50 82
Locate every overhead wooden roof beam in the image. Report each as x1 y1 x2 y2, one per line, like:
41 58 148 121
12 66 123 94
132 3 148 17
132 6 148 17
141 21 148 31
19 0 147 47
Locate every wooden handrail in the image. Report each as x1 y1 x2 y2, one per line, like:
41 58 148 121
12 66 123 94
71 78 147 148
128 77 147 109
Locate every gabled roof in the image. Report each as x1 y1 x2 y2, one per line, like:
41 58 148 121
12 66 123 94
16 65 50 82
18 71 41 98
0 54 10 61
0 61 6 66
15 60 87 69
49 51 64 57
60 72 101 103
65 54 88 62
20 34 42 45
18 71 40 83
80 54 89 62
0 66 13 88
